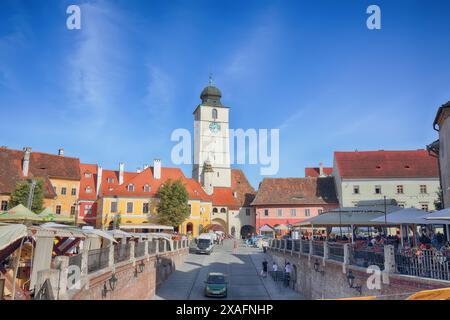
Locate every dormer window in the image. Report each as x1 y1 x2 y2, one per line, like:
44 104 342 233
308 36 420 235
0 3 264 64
85 186 92 193
127 184 135 192
143 184 151 192
85 172 91 178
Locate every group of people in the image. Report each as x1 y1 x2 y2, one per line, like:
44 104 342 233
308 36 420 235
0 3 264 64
260 259 292 287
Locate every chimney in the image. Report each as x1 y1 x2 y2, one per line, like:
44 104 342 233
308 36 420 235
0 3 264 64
319 162 324 177
22 147 32 177
96 166 103 196
119 162 124 185
153 159 161 180
58 148 64 156
143 164 149 170
136 168 141 173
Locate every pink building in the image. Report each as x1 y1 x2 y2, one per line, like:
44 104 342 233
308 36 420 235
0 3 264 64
251 177 339 234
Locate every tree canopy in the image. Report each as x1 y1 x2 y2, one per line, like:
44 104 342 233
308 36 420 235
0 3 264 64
156 179 190 227
9 178 45 213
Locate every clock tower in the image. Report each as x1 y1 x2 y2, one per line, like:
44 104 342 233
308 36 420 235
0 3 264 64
192 81 231 189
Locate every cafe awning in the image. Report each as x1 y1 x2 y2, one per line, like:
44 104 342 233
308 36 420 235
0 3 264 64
259 224 275 232
0 223 27 251
294 211 386 227
424 208 450 221
371 208 448 225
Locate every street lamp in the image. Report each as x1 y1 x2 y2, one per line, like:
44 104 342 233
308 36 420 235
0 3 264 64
346 270 362 294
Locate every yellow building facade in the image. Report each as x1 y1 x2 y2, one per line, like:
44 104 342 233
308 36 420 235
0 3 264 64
45 178 80 217
97 196 212 236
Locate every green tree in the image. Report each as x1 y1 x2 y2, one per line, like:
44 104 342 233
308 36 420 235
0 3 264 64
156 179 190 227
9 179 45 213
434 187 444 210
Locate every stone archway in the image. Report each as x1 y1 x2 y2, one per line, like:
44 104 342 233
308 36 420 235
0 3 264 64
240 225 255 239
186 222 193 234
212 218 227 234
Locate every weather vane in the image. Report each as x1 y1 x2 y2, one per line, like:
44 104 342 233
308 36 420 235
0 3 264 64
208 73 213 86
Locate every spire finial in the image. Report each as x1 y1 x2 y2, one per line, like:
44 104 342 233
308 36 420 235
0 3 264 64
208 73 213 86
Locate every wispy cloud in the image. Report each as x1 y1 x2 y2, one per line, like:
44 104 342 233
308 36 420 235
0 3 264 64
144 65 174 118
67 2 129 127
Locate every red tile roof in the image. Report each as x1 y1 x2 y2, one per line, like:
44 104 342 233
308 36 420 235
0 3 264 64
334 150 439 179
80 164 211 202
79 163 98 200
0 147 80 198
251 177 338 206
230 169 255 207
305 167 333 177
210 187 240 209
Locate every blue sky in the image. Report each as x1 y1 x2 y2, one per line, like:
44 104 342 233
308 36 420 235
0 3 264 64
1 0 449 188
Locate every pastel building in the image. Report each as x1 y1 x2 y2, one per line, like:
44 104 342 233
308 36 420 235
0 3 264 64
251 177 339 233
79 160 212 235
332 150 440 210
0 147 80 218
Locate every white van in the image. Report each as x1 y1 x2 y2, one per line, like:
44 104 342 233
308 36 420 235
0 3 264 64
196 233 215 254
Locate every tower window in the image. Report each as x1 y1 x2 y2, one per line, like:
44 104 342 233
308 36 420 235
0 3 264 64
212 108 218 120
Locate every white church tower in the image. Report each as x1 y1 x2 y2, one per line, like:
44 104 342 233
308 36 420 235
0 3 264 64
192 78 231 189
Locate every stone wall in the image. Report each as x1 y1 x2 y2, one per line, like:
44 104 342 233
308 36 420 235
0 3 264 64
72 248 188 300
269 247 450 300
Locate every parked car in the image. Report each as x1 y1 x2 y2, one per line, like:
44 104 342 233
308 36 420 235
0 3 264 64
204 272 228 298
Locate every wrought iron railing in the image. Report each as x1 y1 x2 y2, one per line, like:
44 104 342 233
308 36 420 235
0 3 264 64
286 239 293 250
280 240 286 250
68 254 82 269
158 240 165 253
301 240 310 254
88 247 110 273
350 244 385 270
395 248 449 281
312 241 324 257
114 243 131 264
148 240 157 254
327 242 345 262
294 240 301 252
135 242 145 258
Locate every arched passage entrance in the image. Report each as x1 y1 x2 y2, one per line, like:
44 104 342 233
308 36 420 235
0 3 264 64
211 218 227 234
186 222 193 235
240 225 255 239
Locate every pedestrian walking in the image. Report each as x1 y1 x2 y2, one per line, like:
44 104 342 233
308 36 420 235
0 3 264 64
284 262 292 287
233 239 237 253
261 259 268 278
272 262 278 272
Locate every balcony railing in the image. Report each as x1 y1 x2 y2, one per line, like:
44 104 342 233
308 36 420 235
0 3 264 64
327 243 345 262
350 244 385 270
148 240 157 254
114 243 131 264
135 242 146 258
312 241 324 257
395 248 449 281
88 247 110 274
293 240 301 252
286 239 293 250
301 240 310 254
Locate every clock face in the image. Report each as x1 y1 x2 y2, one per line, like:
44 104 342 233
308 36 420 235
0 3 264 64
209 121 221 133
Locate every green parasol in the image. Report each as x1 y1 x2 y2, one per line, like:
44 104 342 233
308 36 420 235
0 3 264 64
0 204 42 222
37 208 75 224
